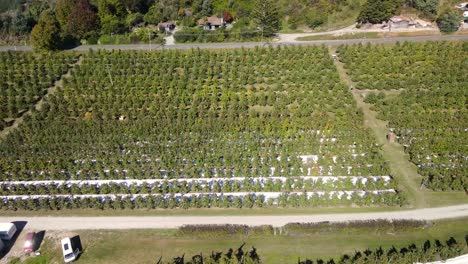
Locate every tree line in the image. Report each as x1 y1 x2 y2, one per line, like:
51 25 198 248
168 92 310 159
0 176 394 196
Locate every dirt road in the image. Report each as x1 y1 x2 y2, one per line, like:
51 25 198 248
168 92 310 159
277 24 440 42
0 204 467 230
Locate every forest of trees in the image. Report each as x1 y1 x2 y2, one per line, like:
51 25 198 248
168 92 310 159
1 0 463 50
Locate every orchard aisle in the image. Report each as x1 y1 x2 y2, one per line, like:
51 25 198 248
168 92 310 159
329 46 426 208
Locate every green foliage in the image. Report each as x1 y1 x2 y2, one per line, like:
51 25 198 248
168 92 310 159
0 0 20 13
178 224 273 238
363 92 385 104
125 12 144 29
406 0 439 18
0 51 76 120
252 0 281 36
10 12 31 35
97 0 127 34
97 33 132 44
174 27 261 43
357 0 403 23
437 9 462 33
143 4 164 25
142 0 181 25
122 0 151 13
30 10 62 51
305 9 327 29
23 1 50 27
55 0 75 31
22 256 49 264
8 257 21 264
338 42 467 191
284 219 426 235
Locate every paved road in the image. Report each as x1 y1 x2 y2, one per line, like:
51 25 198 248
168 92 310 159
0 204 467 230
1 34 467 52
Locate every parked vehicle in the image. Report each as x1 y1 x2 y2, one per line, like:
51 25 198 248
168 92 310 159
23 232 36 253
61 237 80 263
0 223 17 240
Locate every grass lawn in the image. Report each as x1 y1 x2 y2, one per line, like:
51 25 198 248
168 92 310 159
297 32 381 41
0 205 407 217
295 30 448 41
13 217 468 264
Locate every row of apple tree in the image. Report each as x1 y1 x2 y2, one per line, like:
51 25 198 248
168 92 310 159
0 191 405 211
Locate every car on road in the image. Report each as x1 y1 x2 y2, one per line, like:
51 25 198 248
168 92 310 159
23 232 36 253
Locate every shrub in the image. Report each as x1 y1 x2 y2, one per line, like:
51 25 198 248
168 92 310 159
437 9 462 33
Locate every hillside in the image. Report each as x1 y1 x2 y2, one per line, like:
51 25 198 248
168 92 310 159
2 0 464 48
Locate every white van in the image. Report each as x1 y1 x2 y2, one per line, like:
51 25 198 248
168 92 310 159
61 237 80 263
0 223 17 240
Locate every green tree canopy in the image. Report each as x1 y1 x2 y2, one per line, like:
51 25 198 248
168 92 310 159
252 0 281 37
358 0 403 24
97 0 127 34
437 9 462 33
407 0 439 18
11 12 30 35
31 9 61 51
56 0 75 31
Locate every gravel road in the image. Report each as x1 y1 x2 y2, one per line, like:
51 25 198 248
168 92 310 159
0 204 467 230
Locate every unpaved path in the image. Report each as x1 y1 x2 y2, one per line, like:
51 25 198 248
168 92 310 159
0 204 467 230
329 47 426 208
278 25 439 42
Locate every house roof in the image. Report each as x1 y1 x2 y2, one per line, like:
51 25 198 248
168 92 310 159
198 16 223 26
158 21 176 28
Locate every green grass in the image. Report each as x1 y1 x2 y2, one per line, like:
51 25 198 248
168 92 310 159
0 205 407 217
314 3 363 32
296 31 445 41
297 32 380 41
14 218 468 264
423 192 468 207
